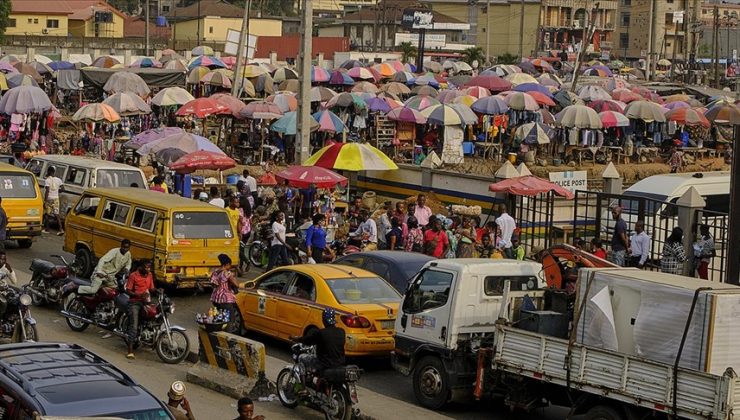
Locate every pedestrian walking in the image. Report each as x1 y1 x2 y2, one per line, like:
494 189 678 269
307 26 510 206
0 197 7 252
495 204 516 250
386 217 404 250
661 227 687 275
693 224 715 280
266 211 291 270
404 216 424 253
124 260 155 359
42 166 64 236
306 214 328 263
669 146 683 173
610 206 629 266
165 381 196 420
423 217 449 258
629 220 650 268
210 254 240 333
456 217 476 258
239 169 258 204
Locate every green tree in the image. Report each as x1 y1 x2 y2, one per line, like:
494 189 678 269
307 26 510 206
399 42 417 64
497 53 519 65
461 46 485 67
0 0 10 41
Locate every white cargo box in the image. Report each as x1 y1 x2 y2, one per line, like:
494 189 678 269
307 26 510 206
575 268 740 375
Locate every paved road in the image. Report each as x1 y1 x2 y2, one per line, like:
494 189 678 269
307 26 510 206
4 235 566 420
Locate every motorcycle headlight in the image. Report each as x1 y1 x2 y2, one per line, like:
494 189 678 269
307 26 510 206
169 302 175 314
19 294 32 306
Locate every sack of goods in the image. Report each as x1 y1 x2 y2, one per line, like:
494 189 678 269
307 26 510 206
451 205 482 216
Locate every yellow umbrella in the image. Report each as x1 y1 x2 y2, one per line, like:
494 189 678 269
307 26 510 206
187 66 210 84
453 95 477 107
241 64 268 78
303 142 398 171
504 73 538 86
0 73 9 91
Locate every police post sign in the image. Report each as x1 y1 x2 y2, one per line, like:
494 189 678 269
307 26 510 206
548 171 588 193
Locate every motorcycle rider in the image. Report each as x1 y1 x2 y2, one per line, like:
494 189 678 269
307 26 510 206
349 210 378 251
124 259 156 359
73 239 132 295
289 308 345 381
0 251 17 286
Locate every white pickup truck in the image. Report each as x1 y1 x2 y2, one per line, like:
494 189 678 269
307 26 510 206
393 260 740 420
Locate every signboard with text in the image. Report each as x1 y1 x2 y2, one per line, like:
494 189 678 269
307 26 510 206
394 33 446 48
549 171 588 193
401 9 434 30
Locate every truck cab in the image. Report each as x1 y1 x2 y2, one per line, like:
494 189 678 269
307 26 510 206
392 259 544 409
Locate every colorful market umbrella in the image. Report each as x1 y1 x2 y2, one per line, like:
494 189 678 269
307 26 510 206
13 63 43 82
311 65 331 83
201 71 232 88
239 64 269 78
72 103 120 122
169 151 235 173
92 56 120 68
462 86 491 98
0 85 52 114
152 87 195 106
267 92 298 112
130 58 161 68
504 73 538 86
326 92 366 109
364 96 392 112
705 102 740 124
577 85 611 102
663 101 690 111
373 63 397 78
48 61 74 71
623 100 667 122
598 110 630 128
471 96 509 115
665 108 710 127
527 91 556 107
270 111 320 135
310 86 337 102
351 81 379 94
529 59 554 72
187 66 211 84
275 166 347 189
438 90 462 104
188 55 226 69
386 107 427 124
588 99 625 113
176 97 230 118
513 83 553 97
102 92 152 116
338 59 364 70
514 122 552 144
553 90 585 108
192 46 214 56
502 92 539 111
273 67 299 83
210 93 247 117
241 101 283 119
312 109 347 132
489 175 574 199
421 104 465 126
486 65 521 77
452 95 477 107
466 75 512 92
448 103 478 125
329 70 355 86
413 85 439 97
423 61 443 73
6 74 38 88
404 95 441 111
556 105 602 129
604 78 629 91
611 88 642 103
380 82 411 96
126 127 184 149
413 75 439 88
393 71 416 84
347 67 377 81
137 132 223 156
303 142 398 171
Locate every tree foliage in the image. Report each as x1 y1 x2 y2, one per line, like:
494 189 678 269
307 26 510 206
399 42 417 64
0 0 11 41
461 46 485 67
497 53 519 65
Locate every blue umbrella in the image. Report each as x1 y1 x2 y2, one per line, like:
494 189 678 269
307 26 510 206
188 55 226 70
393 71 416 84
49 61 74 71
513 83 554 98
312 109 347 133
471 96 509 115
271 111 320 135
365 97 392 113
329 70 354 86
414 75 439 88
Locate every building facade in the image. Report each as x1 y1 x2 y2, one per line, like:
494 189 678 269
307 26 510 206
8 0 72 36
170 0 283 43
539 0 617 55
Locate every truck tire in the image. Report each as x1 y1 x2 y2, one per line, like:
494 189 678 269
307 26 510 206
413 356 450 410
584 405 624 420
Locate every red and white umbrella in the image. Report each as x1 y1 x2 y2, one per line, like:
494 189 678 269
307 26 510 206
176 97 230 118
275 166 347 189
598 111 630 128
169 151 235 174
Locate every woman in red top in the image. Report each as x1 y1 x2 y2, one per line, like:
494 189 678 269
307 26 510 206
423 217 449 258
590 237 607 260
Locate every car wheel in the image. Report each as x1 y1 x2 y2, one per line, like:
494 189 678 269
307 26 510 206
584 405 624 420
17 239 33 249
75 247 94 279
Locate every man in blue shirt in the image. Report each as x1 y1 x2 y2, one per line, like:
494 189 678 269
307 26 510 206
305 214 327 263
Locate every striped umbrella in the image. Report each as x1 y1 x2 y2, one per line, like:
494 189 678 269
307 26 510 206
413 85 438 97
326 92 366 109
310 86 337 102
501 92 539 111
130 58 161 68
584 65 613 76
487 65 522 77
201 71 232 88
465 75 511 92
604 78 629 91
348 67 377 81
705 102 740 124
577 85 611 102
453 95 477 107
664 101 690 111
102 92 152 116
448 103 478 124
351 81 379 94
241 101 283 120
611 88 642 103
303 142 398 171
241 64 268 78
312 109 347 132
624 100 667 122
365 96 392 113
188 55 226 69
588 99 625 113
462 86 491 98
273 67 299 83
529 59 554 72
504 73 538 86
514 122 552 144
421 104 465 126
598 111 630 128
338 59 364 70
73 103 120 122
92 56 120 68
438 90 462 104
310 65 331 83
471 96 509 115
556 105 602 129
267 92 298 112
665 108 710 127
393 71 416 84
164 59 188 71
513 83 553 97
386 107 427 124
380 82 411 96
187 66 210 84
414 75 440 88
404 95 441 111
329 70 355 86
192 46 214 56
270 111 320 135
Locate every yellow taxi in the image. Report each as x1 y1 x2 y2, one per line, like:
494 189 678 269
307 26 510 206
236 264 402 356
0 163 43 248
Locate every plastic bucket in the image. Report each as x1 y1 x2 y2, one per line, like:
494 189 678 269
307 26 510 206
226 174 240 184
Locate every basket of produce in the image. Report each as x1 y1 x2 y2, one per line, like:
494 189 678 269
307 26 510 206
195 307 230 332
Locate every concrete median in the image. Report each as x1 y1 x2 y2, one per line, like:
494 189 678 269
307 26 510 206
186 329 274 399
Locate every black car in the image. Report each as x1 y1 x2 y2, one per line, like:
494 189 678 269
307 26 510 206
334 251 435 292
0 155 13 165
0 342 174 419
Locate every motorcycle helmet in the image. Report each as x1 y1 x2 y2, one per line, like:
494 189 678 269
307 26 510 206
322 308 336 327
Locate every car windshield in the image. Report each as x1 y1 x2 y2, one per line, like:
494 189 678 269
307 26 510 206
621 192 669 214
325 277 402 304
172 211 233 239
106 409 172 420
96 169 146 188
0 173 37 198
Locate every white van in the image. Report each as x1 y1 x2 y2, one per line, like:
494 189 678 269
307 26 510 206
623 171 730 214
25 155 147 219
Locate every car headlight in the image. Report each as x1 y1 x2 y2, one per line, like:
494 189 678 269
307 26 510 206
19 294 32 306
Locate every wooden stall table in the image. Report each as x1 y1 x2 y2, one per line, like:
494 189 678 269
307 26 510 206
476 141 502 160
680 147 712 161
635 147 659 163
567 146 598 166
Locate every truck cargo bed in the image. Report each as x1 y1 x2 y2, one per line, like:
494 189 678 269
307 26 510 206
493 325 739 419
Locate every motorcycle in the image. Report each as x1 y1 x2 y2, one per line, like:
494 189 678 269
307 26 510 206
0 274 38 343
26 254 77 306
60 277 190 364
249 223 304 268
330 238 361 258
116 291 191 364
276 344 362 420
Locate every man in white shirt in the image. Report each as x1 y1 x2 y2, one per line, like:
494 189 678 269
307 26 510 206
350 210 378 251
629 220 650 268
239 169 258 202
0 251 17 286
495 204 516 249
43 166 65 236
208 186 225 208
266 212 290 271
413 194 433 227
76 239 132 295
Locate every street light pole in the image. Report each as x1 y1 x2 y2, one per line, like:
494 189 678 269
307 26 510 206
296 0 313 164
145 0 150 56
485 0 490 64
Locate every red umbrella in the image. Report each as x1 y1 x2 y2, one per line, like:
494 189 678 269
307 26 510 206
665 108 711 127
240 101 284 120
489 175 574 199
169 150 235 173
275 165 348 189
464 75 512 92
588 99 625 113
176 98 230 118
210 93 246 117
528 91 556 107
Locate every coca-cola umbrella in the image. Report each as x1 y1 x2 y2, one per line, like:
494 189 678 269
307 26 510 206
176 97 230 118
275 166 347 189
489 175 574 199
169 150 236 174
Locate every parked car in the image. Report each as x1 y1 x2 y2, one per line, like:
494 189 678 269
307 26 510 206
334 251 435 292
0 342 174 419
236 264 402 356
0 163 43 248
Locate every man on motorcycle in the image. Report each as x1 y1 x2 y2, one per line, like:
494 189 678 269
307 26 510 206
289 308 345 376
0 251 17 286
125 259 156 359
349 210 378 251
77 239 132 295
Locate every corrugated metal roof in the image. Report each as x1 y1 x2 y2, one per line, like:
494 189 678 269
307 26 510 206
10 0 74 15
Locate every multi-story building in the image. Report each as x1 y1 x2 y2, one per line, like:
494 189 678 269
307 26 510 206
616 0 702 61
170 0 283 44
539 0 618 55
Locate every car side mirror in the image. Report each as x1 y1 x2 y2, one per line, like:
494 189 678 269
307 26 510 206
243 280 256 289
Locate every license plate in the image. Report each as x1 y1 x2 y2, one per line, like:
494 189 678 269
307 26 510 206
380 319 395 330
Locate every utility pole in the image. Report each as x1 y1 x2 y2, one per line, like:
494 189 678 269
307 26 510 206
570 1 598 93
296 0 313 164
231 0 251 97
714 5 720 88
728 122 740 285
373 2 379 52
646 0 656 81
197 0 201 44
486 0 490 64
145 0 150 56
518 0 525 59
